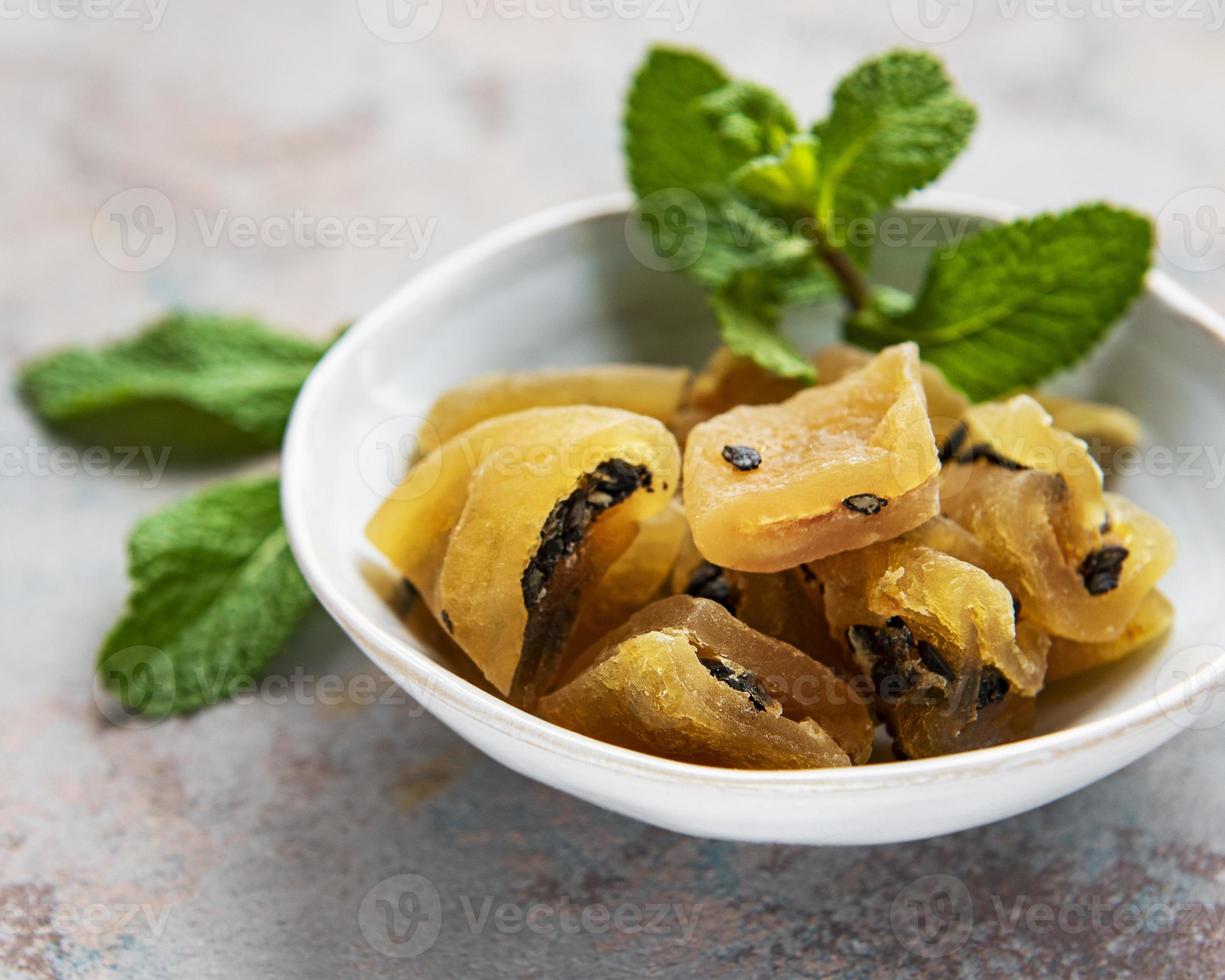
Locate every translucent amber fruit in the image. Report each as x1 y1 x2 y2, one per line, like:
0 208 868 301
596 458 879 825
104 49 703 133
540 596 873 767
565 500 688 657
941 456 1176 643
814 344 970 447
671 347 805 443
684 343 941 572
901 690 1033 759
1047 589 1173 682
1031 393 1143 465
366 406 681 704
815 537 1046 758
669 530 844 671
423 364 690 444
948 395 1106 541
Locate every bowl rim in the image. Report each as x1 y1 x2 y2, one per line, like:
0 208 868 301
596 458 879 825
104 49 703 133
283 190 1225 791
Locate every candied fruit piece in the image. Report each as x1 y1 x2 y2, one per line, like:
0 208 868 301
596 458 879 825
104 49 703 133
423 364 689 443
1047 589 1173 682
565 500 687 657
949 395 1106 540
669 530 845 671
684 343 941 572
671 347 805 443
816 537 1046 758
366 406 680 704
541 596 873 767
941 457 1175 643
1031 392 1143 466
814 343 969 446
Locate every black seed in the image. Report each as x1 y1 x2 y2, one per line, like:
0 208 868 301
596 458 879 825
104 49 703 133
699 657 774 712
939 422 969 463
1100 517 1113 534
1078 545 1129 596
873 664 918 703
440 609 454 634
684 561 740 614
843 494 889 516
977 667 1010 709
721 444 762 471
799 563 817 584
955 443 1028 471
848 619 914 665
521 458 652 608
916 641 956 683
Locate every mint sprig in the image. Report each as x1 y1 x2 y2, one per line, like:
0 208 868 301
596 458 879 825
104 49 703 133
96 477 314 717
19 313 329 717
623 46 1152 400
19 312 330 457
849 205 1153 400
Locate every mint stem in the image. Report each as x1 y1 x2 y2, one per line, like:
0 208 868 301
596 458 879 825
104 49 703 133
802 223 873 313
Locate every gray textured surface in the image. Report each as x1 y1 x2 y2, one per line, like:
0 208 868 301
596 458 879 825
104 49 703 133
3 3 1225 977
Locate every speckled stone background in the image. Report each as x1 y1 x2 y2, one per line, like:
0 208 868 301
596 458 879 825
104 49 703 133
3 2 1225 977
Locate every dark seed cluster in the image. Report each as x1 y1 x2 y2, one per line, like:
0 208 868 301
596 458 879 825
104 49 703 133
848 617 920 703
843 493 889 516
1078 545 1130 596
521 458 652 608
685 562 740 614
440 609 454 634
938 422 969 463
699 657 775 712
721 444 762 471
976 667 1010 709
955 443 1029 471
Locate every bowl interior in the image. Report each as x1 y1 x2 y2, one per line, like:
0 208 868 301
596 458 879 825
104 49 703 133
289 197 1225 755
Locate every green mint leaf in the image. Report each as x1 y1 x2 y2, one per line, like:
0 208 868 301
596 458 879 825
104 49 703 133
711 268 817 382
19 312 329 458
814 50 976 248
849 204 1153 400
696 80 797 158
624 47 740 198
733 134 821 215
96 477 315 717
633 187 833 301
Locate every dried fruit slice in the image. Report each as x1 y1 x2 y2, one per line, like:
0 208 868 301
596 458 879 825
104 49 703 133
671 346 806 443
366 406 681 703
815 537 1045 758
565 500 688 657
1047 589 1173 682
423 364 690 443
941 457 1176 643
1031 392 1143 466
814 343 969 446
669 530 844 671
949 395 1106 541
684 343 941 572
540 596 873 767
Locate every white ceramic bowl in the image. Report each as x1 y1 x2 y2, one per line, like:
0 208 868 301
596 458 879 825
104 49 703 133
282 192 1225 845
